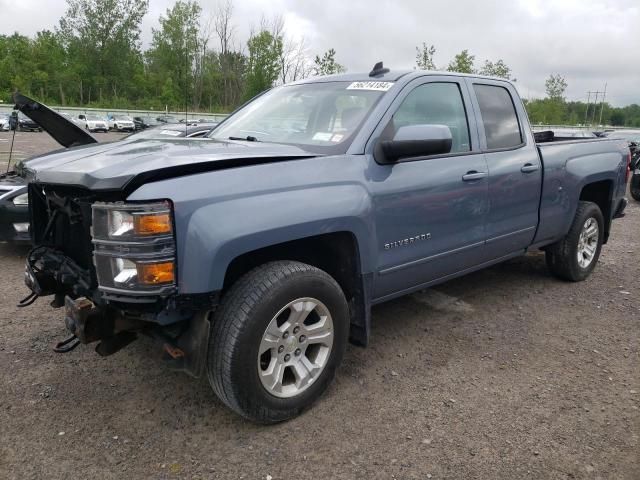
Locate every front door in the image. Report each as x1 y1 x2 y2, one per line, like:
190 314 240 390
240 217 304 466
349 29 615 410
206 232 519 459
368 78 490 301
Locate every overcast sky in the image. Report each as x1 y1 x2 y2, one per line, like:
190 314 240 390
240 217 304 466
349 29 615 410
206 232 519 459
1 0 638 106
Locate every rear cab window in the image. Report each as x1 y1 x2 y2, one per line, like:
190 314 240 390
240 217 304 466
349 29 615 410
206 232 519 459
473 84 523 150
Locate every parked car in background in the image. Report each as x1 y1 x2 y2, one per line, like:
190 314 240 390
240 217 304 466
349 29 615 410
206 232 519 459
606 130 640 201
60 112 87 129
133 115 162 130
108 115 135 132
605 129 640 152
0 113 10 131
82 115 109 133
156 114 180 124
0 175 31 242
16 112 41 132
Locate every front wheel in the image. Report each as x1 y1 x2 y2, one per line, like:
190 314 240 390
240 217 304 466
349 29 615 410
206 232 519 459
545 201 604 281
630 172 640 201
207 261 349 423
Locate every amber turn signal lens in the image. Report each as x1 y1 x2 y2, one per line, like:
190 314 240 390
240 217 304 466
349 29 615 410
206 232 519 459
137 262 175 285
134 213 172 236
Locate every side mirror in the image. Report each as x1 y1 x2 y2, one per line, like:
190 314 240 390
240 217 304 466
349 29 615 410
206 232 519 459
381 124 453 162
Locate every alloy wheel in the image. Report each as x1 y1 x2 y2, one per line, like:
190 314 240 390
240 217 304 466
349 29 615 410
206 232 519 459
257 297 334 398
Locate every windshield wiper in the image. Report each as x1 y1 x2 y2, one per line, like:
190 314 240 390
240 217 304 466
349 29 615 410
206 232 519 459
228 135 259 142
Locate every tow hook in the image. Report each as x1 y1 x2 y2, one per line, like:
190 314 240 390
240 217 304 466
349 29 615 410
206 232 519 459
53 334 81 353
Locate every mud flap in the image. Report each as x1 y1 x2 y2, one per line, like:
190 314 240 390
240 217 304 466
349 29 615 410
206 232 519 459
174 311 212 378
348 273 372 347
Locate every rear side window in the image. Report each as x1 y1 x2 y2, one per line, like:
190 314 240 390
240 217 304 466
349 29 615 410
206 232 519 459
393 82 471 153
473 84 522 149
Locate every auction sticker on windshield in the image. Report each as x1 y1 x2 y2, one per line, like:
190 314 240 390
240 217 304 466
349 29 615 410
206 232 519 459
346 81 394 91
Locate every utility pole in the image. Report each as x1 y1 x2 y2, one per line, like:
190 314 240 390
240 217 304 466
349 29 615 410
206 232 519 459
598 83 607 126
584 91 591 126
585 89 606 126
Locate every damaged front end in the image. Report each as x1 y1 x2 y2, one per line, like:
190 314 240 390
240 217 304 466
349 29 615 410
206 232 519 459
22 183 214 376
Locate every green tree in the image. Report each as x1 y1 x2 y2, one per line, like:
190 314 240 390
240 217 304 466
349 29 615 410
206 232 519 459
244 30 282 100
447 50 475 74
609 111 625 126
415 43 436 70
0 33 34 102
58 0 148 105
479 59 514 80
545 74 567 101
146 0 201 110
31 31 68 103
313 48 345 76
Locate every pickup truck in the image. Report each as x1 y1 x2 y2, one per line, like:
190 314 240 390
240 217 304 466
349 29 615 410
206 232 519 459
17 64 630 423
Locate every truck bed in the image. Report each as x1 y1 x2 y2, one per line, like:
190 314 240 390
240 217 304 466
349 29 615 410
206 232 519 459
533 136 629 246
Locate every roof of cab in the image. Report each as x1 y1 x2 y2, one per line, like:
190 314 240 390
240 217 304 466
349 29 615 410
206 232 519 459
290 68 514 86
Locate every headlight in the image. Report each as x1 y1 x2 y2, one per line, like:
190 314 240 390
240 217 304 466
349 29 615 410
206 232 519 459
93 203 172 240
12 192 29 206
92 201 176 296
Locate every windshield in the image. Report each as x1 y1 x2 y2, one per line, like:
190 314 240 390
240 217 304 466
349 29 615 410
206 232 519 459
209 81 387 153
87 116 103 121
115 115 132 121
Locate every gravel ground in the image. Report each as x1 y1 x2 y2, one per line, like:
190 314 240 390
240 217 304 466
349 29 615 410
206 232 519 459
0 131 638 479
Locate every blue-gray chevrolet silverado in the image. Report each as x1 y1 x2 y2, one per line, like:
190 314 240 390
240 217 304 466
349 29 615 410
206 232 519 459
18 64 630 423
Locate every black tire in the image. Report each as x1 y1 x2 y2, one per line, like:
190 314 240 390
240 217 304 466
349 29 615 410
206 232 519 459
207 261 349 424
630 173 640 201
545 201 604 282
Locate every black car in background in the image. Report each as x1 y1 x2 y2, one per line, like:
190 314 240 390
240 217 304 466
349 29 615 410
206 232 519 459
0 175 30 242
156 114 180 124
16 112 42 132
133 115 162 130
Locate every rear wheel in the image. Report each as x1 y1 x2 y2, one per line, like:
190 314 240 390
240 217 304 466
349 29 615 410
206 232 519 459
545 201 604 281
207 261 349 423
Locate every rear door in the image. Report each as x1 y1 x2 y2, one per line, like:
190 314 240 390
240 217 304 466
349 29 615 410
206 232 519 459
367 76 490 301
466 80 542 256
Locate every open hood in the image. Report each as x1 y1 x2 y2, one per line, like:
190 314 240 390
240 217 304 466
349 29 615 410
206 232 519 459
13 93 98 148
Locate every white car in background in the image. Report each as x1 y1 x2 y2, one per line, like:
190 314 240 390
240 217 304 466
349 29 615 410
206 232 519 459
108 115 135 132
80 114 108 133
0 113 10 131
59 112 86 128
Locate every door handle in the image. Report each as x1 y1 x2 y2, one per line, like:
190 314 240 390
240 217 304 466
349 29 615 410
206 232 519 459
462 171 488 182
521 163 540 173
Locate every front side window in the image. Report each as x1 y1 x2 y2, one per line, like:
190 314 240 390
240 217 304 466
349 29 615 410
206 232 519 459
210 82 388 154
392 82 471 153
473 84 523 149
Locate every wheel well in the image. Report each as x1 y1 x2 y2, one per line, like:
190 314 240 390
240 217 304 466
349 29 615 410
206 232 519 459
579 180 612 242
222 232 369 346
224 232 361 300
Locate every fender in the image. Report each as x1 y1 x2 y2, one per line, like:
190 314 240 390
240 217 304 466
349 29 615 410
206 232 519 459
534 140 627 245
127 155 376 294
